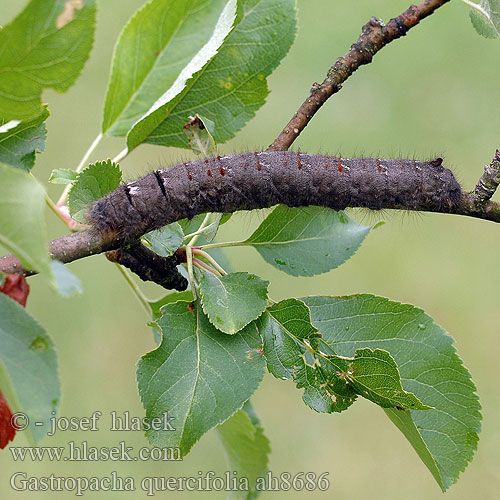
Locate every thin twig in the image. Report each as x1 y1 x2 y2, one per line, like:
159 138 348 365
472 150 500 203
267 0 451 152
192 258 223 277
192 248 227 276
113 263 151 315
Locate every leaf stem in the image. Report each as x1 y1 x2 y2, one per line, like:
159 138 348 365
113 263 151 316
57 132 103 206
188 213 212 247
200 240 246 250
44 192 73 229
192 258 222 277
29 172 74 230
113 147 129 164
459 0 488 17
192 248 227 276
186 247 197 300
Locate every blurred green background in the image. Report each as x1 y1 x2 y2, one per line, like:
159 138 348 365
1 0 499 498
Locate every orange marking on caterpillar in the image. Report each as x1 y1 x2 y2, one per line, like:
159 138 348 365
207 169 212 176
219 166 226 176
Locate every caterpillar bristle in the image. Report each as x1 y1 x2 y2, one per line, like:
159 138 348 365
89 152 462 242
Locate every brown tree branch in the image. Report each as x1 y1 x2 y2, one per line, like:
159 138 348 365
1 152 500 277
267 0 451 152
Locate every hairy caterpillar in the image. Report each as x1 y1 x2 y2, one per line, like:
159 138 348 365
90 151 462 242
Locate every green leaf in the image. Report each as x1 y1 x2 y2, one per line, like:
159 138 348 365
345 348 432 410
383 408 442 488
124 0 237 149
180 212 226 243
217 400 270 499
183 114 217 156
259 298 318 380
148 290 194 344
68 160 121 223
258 298 356 413
0 163 53 277
137 301 265 456
49 168 78 184
102 0 229 135
127 0 297 151
51 260 82 297
0 107 49 171
466 0 500 38
196 216 223 242
0 293 60 444
143 223 184 257
303 295 481 491
179 214 210 236
148 290 194 345
0 0 97 121
199 272 269 334
244 206 371 276
148 290 194 320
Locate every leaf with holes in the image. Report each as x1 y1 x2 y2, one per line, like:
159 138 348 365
343 348 432 410
258 298 356 413
303 294 481 491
